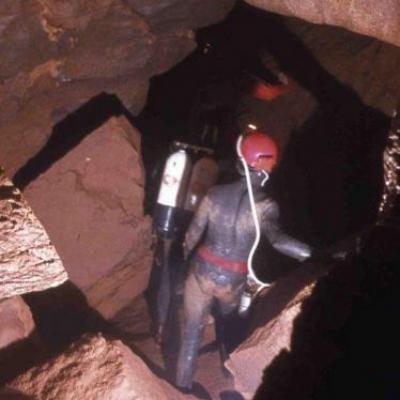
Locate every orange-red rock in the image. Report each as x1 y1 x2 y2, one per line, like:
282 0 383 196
7 334 195 400
0 0 234 177
23 116 152 318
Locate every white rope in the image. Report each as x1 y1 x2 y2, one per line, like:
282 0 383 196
236 136 271 290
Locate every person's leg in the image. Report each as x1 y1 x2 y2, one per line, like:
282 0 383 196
214 277 245 370
176 267 213 389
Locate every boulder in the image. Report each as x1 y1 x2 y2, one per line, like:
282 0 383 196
226 262 333 399
23 116 152 318
7 333 195 400
0 296 35 351
0 171 68 299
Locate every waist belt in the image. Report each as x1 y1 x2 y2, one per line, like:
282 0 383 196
197 246 248 274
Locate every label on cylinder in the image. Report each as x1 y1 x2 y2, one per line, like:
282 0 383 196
157 150 191 207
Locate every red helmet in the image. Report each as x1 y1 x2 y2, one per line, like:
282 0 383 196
240 131 279 172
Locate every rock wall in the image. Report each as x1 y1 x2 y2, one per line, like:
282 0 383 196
22 116 152 318
283 18 400 116
245 0 400 48
0 0 235 177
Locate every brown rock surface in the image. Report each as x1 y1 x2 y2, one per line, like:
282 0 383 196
0 296 35 350
0 172 68 299
124 0 235 30
245 0 400 48
7 333 195 400
23 116 152 318
283 19 400 115
0 0 234 177
226 262 333 399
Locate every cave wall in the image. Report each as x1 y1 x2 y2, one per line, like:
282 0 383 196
283 18 400 116
0 0 235 318
245 0 400 48
0 0 235 177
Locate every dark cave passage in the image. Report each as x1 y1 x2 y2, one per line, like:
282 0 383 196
136 1 389 283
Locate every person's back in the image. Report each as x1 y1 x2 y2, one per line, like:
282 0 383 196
188 180 274 261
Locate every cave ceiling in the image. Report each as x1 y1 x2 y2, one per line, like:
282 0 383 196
245 0 400 48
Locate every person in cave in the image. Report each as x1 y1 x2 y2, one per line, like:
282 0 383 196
175 131 314 390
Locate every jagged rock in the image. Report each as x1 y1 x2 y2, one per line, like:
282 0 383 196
245 0 400 48
0 296 35 350
0 172 68 299
226 262 333 399
6 333 195 400
0 0 232 177
23 116 152 318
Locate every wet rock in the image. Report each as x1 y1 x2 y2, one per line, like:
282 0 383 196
0 172 68 299
0 296 35 350
6 333 195 400
245 0 400 47
23 116 152 318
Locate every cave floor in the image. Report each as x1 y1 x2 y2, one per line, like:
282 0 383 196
111 294 236 400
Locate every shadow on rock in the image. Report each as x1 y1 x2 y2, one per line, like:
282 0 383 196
0 280 115 385
254 225 400 399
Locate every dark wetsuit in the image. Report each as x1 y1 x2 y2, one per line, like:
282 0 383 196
176 176 312 389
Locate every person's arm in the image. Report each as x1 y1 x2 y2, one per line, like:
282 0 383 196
261 200 311 261
183 195 210 259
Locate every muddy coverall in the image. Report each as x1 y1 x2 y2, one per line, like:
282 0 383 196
176 178 312 389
